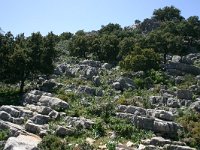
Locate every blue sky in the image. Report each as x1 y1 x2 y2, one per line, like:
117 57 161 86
1 0 200 36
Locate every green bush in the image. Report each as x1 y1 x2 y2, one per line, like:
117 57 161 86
38 135 69 150
92 121 105 138
0 130 9 141
177 110 200 149
87 102 115 122
0 85 20 105
120 47 160 72
109 117 153 141
106 141 117 150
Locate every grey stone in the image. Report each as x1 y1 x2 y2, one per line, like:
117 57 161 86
77 86 96 96
165 62 200 75
190 100 200 112
163 144 196 150
153 120 179 136
0 111 11 121
12 117 24 125
175 76 184 84
0 120 23 137
30 114 50 125
39 96 69 110
142 136 171 147
80 60 101 67
92 76 101 86
167 98 180 108
132 116 154 130
102 63 112 69
48 110 60 119
55 126 74 137
177 90 193 100
0 106 20 118
84 67 98 80
154 110 174 121
64 116 94 129
25 121 42 134
3 134 41 150
39 79 58 92
149 96 163 106
112 82 121 90
172 55 181 63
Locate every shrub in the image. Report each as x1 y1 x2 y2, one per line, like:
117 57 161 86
106 141 117 150
120 47 160 72
109 117 153 141
38 135 69 150
177 110 200 149
0 85 20 105
92 121 105 138
0 130 9 141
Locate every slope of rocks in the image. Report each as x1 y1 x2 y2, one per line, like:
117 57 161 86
1 55 200 149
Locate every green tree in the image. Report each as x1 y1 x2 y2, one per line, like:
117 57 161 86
153 6 184 22
120 47 160 72
99 23 122 35
99 34 119 63
68 34 88 58
1 32 57 93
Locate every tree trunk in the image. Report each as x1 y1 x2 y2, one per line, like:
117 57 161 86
164 53 167 64
19 78 25 94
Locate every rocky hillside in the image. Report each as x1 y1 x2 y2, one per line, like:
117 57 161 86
1 53 200 150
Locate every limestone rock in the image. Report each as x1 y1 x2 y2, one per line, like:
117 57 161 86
3 134 41 150
177 90 193 100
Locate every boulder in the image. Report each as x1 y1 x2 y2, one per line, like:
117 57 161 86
80 60 101 67
172 55 181 63
190 100 200 112
48 110 60 119
39 96 69 110
55 126 74 137
165 62 200 75
25 121 42 134
149 96 163 106
142 136 171 147
0 106 20 118
30 114 50 125
153 120 179 137
113 77 135 91
102 63 112 69
3 134 41 150
84 67 98 80
39 79 59 92
167 98 180 108
77 86 96 96
0 111 11 121
0 120 23 136
177 90 193 100
132 116 155 130
163 144 196 150
64 116 94 129
154 110 174 121
92 76 101 86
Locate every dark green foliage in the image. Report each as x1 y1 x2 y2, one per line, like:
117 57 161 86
92 121 105 138
0 85 20 105
153 6 184 22
177 110 200 149
120 47 161 72
75 142 94 150
0 130 9 141
38 135 69 150
108 117 153 141
0 31 57 93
